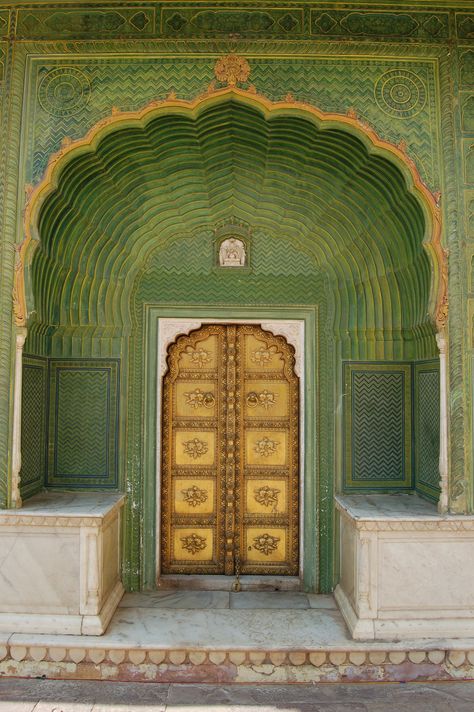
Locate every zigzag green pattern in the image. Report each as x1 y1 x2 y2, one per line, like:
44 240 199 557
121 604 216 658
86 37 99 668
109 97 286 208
352 371 406 483
20 360 47 496
55 369 109 477
29 58 437 187
415 365 440 496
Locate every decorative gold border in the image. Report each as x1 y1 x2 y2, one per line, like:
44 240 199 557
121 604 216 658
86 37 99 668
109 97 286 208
16 84 446 331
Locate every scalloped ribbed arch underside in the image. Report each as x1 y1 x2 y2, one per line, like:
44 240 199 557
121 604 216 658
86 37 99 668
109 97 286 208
32 99 431 343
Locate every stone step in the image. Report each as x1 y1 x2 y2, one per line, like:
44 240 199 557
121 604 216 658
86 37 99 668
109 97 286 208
1 595 474 683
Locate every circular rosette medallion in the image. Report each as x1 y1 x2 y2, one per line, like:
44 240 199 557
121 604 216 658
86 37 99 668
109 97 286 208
375 69 426 119
38 67 91 117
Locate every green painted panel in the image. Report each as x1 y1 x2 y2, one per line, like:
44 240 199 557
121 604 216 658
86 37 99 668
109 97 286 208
17 7 155 39
311 9 449 40
343 362 413 490
20 355 48 500
47 359 119 488
160 7 304 38
27 56 439 191
414 360 440 501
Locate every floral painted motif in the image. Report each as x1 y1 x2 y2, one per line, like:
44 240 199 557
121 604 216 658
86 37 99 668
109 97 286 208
183 437 208 459
182 485 208 507
246 389 277 409
254 485 280 511
184 388 216 409
254 436 279 457
251 345 279 366
181 533 207 555
185 345 212 367
252 533 280 556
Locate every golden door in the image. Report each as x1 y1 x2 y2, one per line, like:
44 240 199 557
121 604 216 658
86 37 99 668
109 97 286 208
161 324 299 577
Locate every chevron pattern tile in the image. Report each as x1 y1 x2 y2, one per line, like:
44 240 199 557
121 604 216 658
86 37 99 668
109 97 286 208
344 364 412 489
47 360 119 488
20 358 47 497
415 364 440 498
28 58 437 188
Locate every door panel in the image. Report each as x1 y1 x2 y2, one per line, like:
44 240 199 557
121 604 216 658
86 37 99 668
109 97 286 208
161 324 299 577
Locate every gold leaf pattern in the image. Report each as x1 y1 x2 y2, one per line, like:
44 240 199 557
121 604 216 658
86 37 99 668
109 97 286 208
181 533 207 555
184 345 212 367
254 436 279 457
182 485 208 507
252 533 280 556
183 437 209 459
254 485 280 511
184 388 215 409
246 389 277 409
251 345 278 366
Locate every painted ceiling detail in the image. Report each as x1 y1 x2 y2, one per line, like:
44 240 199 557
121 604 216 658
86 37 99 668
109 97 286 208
16 86 444 344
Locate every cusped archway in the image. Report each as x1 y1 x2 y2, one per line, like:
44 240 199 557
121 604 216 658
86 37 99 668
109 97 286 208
17 87 445 591
18 87 444 345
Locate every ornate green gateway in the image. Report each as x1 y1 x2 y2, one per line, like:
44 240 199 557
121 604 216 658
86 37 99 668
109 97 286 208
0 1 471 593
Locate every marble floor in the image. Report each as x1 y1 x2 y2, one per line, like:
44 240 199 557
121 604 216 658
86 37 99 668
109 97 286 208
4 591 474 684
9 592 363 653
7 591 474 653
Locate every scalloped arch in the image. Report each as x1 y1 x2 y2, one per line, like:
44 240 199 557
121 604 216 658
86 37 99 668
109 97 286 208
15 87 446 337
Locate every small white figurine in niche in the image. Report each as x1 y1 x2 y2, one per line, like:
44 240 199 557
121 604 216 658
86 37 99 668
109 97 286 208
219 237 246 267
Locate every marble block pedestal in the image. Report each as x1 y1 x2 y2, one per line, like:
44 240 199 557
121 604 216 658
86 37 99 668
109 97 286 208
0 492 125 635
335 494 474 641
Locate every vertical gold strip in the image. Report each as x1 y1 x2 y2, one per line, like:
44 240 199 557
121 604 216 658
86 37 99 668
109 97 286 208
224 325 237 575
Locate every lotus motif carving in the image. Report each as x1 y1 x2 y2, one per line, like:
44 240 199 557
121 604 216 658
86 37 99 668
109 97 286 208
254 436 279 457
252 533 280 556
182 485 208 507
181 533 207 555
246 389 277 409
251 345 278 366
254 485 280 512
184 345 212 367
184 388 215 409
183 438 209 459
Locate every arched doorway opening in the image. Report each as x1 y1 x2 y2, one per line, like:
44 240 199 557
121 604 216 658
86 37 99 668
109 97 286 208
16 87 444 593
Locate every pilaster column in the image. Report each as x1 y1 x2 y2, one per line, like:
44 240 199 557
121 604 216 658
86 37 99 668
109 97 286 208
436 331 449 514
10 326 27 509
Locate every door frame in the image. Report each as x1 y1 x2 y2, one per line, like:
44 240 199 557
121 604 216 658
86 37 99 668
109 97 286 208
143 304 319 591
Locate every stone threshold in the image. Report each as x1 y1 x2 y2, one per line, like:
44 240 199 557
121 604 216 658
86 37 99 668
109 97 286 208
1 592 474 683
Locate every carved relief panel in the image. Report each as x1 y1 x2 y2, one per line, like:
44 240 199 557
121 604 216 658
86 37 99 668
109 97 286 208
161 324 299 576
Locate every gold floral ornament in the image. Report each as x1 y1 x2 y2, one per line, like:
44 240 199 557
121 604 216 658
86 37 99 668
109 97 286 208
182 485 208 507
214 54 251 87
183 437 208 459
252 533 280 556
184 388 215 409
251 345 279 367
254 436 279 457
184 345 212 367
181 533 207 555
246 389 277 410
254 485 280 512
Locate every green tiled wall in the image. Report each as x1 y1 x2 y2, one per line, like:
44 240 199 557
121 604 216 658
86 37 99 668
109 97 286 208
20 355 48 499
414 360 441 501
46 359 120 489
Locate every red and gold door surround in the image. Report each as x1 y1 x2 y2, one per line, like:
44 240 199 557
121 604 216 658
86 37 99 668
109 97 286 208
161 324 299 576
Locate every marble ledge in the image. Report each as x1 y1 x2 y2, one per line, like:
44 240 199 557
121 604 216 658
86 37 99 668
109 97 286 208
335 493 474 529
0 492 125 527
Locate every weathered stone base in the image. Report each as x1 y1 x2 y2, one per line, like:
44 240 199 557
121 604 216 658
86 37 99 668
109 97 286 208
336 494 474 641
1 644 474 683
0 492 125 636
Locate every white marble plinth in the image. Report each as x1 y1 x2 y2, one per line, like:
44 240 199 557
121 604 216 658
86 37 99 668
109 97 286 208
0 492 125 635
335 494 474 641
